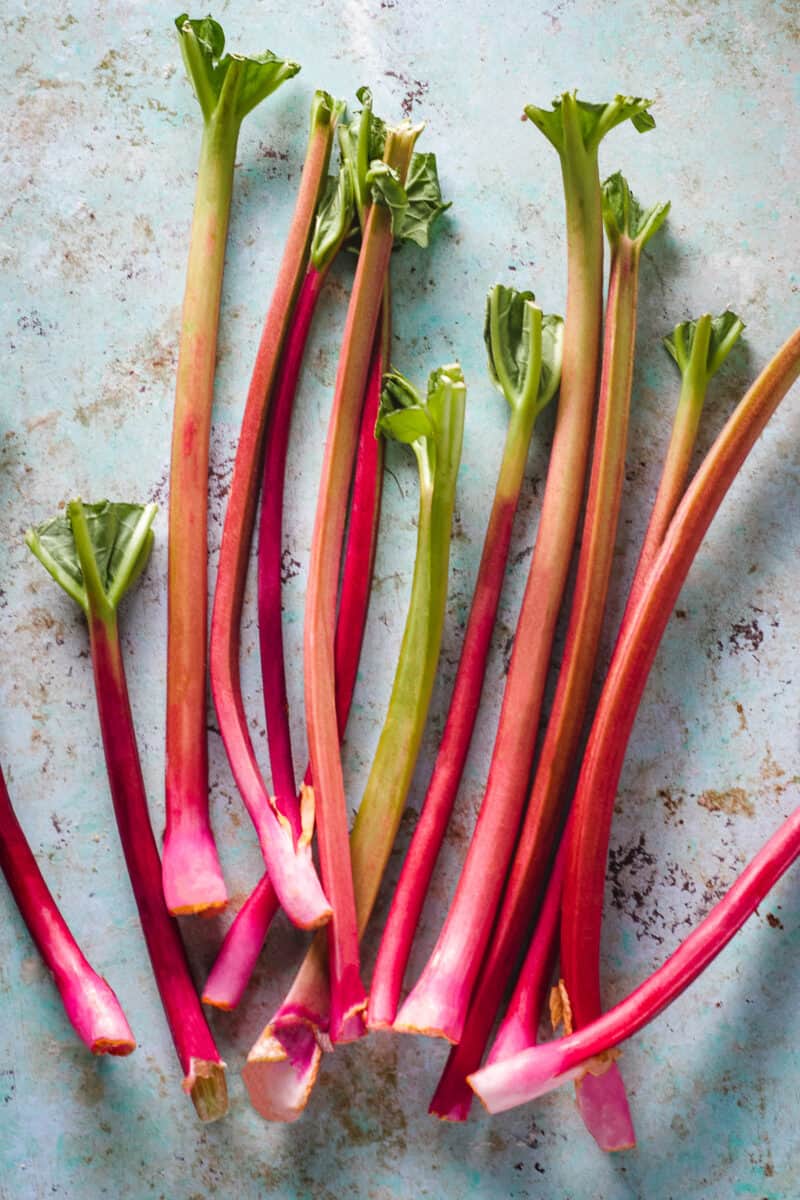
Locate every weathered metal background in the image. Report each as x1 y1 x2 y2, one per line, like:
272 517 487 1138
1 1 799 1196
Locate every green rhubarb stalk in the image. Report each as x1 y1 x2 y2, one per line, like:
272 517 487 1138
164 14 299 915
244 365 466 1123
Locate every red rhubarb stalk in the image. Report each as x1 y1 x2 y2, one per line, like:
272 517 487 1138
469 801 800 1113
304 121 423 1041
368 285 563 1030
244 364 466 1122
203 309 389 1010
258 161 358 803
163 14 300 915
559 325 800 1052
209 92 342 930
27 501 227 1121
429 174 668 1144
0 762 135 1056
395 95 655 1045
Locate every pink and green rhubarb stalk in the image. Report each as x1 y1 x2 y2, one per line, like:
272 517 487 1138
394 93 655 1047
429 172 669 1149
243 364 466 1122
557 324 800 1129
164 14 300 915
368 284 563 1030
27 501 227 1121
208 91 343 931
301 119 426 1041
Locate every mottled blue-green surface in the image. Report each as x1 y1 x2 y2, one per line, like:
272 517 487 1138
1 1 799 1196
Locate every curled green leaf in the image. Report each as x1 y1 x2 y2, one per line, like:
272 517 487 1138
310 167 356 271
396 152 451 247
602 171 670 249
524 91 655 158
485 284 564 418
366 160 409 233
378 364 466 489
174 12 300 127
26 501 157 617
664 311 745 383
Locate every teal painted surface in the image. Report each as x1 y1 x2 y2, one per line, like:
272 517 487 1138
1 1 799 1196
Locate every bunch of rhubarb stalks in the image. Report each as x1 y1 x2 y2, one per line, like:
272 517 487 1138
4 13 800 1150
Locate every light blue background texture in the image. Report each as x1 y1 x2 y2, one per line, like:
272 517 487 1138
1 1 799 1197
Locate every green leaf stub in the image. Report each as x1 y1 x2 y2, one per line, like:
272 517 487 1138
664 311 745 382
485 284 564 418
26 500 157 616
524 91 655 157
602 171 670 249
175 12 299 126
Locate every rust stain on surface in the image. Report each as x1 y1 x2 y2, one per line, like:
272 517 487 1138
698 786 755 817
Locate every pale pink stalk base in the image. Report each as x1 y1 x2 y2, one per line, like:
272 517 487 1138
0 765 136 1056
161 824 229 917
202 873 279 1009
243 945 328 1122
469 804 800 1114
429 835 566 1121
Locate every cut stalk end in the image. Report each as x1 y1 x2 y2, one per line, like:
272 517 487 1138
244 1019 322 1122
90 1036 137 1057
186 1059 229 1123
161 827 228 915
575 1065 636 1152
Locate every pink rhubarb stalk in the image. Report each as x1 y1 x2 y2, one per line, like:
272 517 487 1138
244 364 466 1122
559 325 800 1055
203 307 389 1010
368 285 563 1030
209 92 343 930
0 762 135 1056
395 95 655 1045
480 316 745 1068
469 802 800 1113
304 122 422 1041
27 501 227 1121
163 14 300 914
429 174 668 1146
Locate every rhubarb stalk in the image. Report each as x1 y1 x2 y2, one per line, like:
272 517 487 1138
470 800 800 1114
244 364 466 1122
429 174 668 1144
164 14 300 914
559 325 800 1070
303 120 423 1041
208 91 341 930
394 95 655 1045
0 762 136 1056
203 311 389 1011
27 501 227 1121
485 314 744 1066
368 285 563 1030
205 98 448 1008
